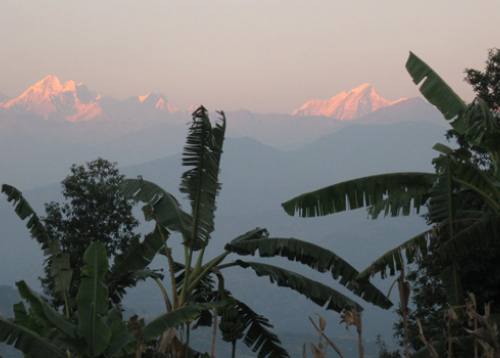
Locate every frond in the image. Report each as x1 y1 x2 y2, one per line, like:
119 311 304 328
358 230 432 280
15 281 77 339
282 173 435 218
440 213 500 260
232 260 362 313
120 178 194 243
1 184 60 256
76 242 111 357
0 317 66 358
229 297 289 358
180 106 226 245
142 304 216 341
225 238 392 309
109 224 168 302
406 52 467 129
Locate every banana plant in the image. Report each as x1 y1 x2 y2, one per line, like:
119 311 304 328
282 52 500 302
120 106 393 358
0 241 214 358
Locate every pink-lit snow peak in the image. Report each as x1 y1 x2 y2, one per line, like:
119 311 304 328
0 76 179 121
292 83 407 120
0 75 102 121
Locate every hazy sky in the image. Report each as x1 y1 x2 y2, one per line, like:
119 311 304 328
1 0 499 113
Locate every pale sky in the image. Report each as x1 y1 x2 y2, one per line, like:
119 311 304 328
1 0 499 113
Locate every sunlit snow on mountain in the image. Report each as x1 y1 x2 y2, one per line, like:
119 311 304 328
0 75 176 121
292 83 407 120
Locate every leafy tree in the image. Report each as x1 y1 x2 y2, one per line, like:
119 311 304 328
119 106 393 357
446 48 500 169
282 51 500 356
41 159 140 305
465 48 500 111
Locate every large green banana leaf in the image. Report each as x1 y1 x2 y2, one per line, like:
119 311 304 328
15 281 76 339
0 317 66 358
406 51 467 128
109 224 167 301
77 241 111 357
226 296 289 358
120 178 196 245
104 308 133 357
2 184 71 301
225 238 392 309
1 184 59 256
231 260 362 313
282 173 435 218
179 106 226 245
358 230 431 280
142 303 217 341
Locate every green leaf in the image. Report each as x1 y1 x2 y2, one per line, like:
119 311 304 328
450 160 500 212
440 213 500 259
406 52 467 128
104 309 133 357
50 253 73 299
1 184 60 256
180 106 226 245
15 281 77 339
77 242 111 357
120 178 194 242
232 261 362 313
109 225 168 301
432 143 454 155
142 304 215 341
0 317 66 358
225 238 392 309
226 297 289 358
282 173 435 218
112 225 167 275
1 185 72 303
229 227 269 244
358 230 431 280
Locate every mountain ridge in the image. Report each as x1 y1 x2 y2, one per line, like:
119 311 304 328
1 77 415 123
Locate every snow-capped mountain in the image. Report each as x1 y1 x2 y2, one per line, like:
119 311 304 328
0 75 176 121
0 75 102 121
136 93 178 113
292 83 407 120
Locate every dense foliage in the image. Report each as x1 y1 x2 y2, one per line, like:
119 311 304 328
41 158 140 306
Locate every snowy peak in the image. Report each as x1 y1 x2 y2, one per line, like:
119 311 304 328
0 76 179 121
137 93 178 112
0 75 102 121
293 83 407 120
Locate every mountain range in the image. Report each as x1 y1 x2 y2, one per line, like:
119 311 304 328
1 76 408 121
